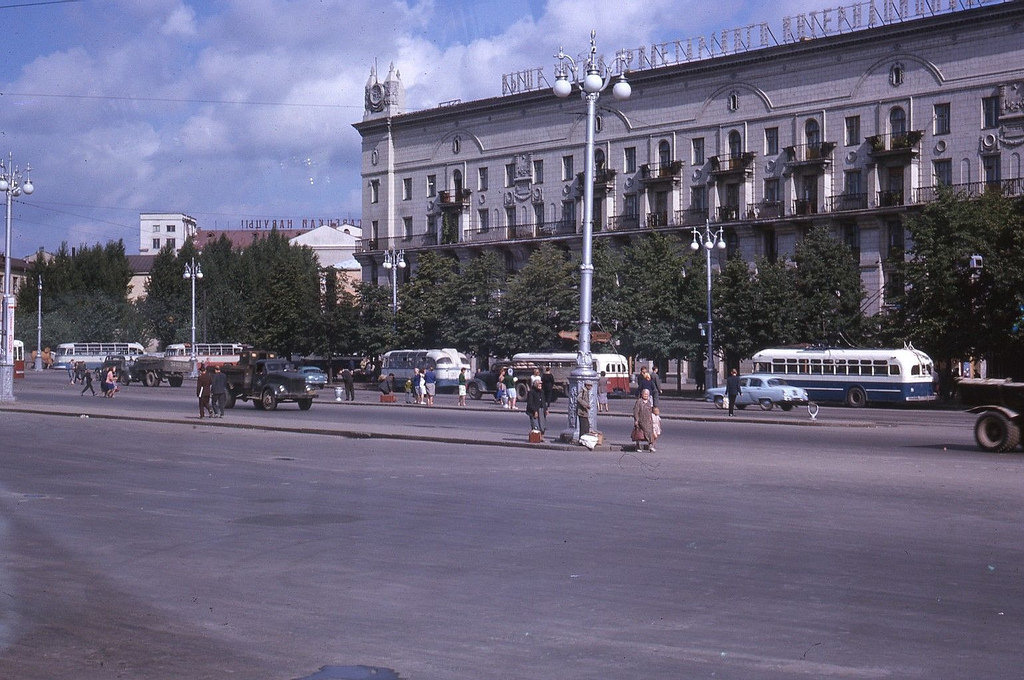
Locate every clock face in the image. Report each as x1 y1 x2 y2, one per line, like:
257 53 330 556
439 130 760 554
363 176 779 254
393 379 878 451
368 83 385 111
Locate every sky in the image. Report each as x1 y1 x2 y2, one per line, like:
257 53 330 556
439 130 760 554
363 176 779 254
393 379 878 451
0 0 936 257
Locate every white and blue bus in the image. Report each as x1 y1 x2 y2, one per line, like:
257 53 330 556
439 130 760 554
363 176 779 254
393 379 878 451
53 342 146 370
750 345 936 407
381 348 471 390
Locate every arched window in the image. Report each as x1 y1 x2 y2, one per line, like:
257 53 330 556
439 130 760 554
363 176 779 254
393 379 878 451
728 92 739 111
889 107 907 136
594 148 606 170
453 169 463 194
658 140 671 166
805 119 821 148
728 130 742 158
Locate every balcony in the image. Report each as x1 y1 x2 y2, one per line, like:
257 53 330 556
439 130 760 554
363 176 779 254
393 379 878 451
793 198 818 216
639 161 684 189
609 215 640 231
877 190 905 207
438 188 472 208
827 193 869 212
867 131 924 160
916 177 1024 203
716 205 740 222
676 208 708 226
752 201 783 219
785 141 837 167
576 168 618 191
709 152 756 178
646 212 670 228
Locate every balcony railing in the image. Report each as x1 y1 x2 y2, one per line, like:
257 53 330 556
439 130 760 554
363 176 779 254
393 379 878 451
867 131 924 155
610 215 640 231
576 168 618 189
785 141 837 163
640 161 684 181
827 193 868 212
438 188 472 206
753 201 784 219
916 177 1024 203
877 190 905 207
677 208 708 226
793 198 818 216
646 212 670 228
709 152 756 175
716 205 740 222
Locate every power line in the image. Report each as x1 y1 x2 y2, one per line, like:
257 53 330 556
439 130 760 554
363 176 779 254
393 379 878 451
0 90 362 109
0 0 81 9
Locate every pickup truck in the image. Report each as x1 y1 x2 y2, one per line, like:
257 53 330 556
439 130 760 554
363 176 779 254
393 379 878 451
221 350 318 411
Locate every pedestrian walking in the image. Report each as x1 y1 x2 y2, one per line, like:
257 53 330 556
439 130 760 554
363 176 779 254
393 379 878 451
197 365 213 418
632 388 656 451
103 367 118 398
80 369 95 396
576 382 593 437
726 369 742 417
457 368 468 406
597 370 610 413
496 368 509 408
211 365 228 417
342 367 355 401
541 366 555 416
637 366 660 407
526 381 547 435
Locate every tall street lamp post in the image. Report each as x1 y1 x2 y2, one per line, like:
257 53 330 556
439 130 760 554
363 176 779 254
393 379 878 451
691 220 726 390
0 153 34 403
382 248 405 331
183 256 203 379
553 31 631 442
34 274 42 371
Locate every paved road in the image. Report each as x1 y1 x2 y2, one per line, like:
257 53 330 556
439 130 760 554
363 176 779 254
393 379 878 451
0 371 1018 679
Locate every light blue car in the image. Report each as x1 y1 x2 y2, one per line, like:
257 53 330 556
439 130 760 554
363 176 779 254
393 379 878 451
705 374 809 411
298 366 328 388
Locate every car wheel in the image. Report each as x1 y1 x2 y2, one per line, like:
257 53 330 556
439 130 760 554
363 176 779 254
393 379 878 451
736 403 747 410
260 389 277 411
780 403 794 412
467 382 481 400
974 412 1021 453
845 386 867 408
713 395 725 409
759 398 774 411
298 398 313 411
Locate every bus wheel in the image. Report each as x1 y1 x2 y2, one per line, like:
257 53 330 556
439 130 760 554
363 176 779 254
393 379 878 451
845 386 867 408
974 412 1021 453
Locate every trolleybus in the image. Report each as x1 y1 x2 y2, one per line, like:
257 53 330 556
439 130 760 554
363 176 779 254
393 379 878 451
53 342 145 370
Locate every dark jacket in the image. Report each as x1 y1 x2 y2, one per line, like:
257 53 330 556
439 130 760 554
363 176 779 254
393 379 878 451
726 374 742 397
526 387 546 415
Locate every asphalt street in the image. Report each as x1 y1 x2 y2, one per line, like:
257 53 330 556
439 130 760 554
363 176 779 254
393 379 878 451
0 371 1019 680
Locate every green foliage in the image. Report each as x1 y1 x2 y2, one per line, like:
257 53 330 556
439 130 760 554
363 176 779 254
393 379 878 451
791 226 864 344
395 251 461 348
445 252 506 360
494 244 576 356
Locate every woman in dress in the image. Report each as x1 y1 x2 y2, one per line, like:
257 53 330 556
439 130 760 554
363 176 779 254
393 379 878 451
632 388 656 451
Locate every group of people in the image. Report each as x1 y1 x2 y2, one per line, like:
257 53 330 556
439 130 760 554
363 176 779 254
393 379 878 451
71 361 119 398
404 366 437 405
195 364 229 418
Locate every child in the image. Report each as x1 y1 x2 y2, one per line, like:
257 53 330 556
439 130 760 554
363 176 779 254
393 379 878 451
651 406 662 442
405 378 414 403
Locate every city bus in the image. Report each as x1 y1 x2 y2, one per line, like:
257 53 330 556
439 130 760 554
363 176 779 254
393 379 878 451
511 352 631 397
52 342 145 370
12 339 24 378
750 345 936 407
380 348 472 390
163 342 245 367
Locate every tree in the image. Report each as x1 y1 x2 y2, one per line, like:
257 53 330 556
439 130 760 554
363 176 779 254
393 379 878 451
791 226 864 345
395 251 460 348
446 252 506 362
495 244 576 356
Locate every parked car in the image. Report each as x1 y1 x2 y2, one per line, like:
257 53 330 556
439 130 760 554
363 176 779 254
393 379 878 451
705 374 809 411
298 366 329 388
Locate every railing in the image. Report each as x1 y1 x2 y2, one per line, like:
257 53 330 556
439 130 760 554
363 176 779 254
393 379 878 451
916 177 1024 202
793 198 818 216
438 188 472 206
753 201 784 219
717 205 740 222
646 212 670 228
709 152 756 173
786 141 837 163
676 208 708 226
877 190 905 207
576 169 618 187
640 161 684 180
867 131 924 154
610 215 640 231
828 193 869 212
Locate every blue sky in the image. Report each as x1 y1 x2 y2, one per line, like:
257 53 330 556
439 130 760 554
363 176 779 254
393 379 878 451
0 0 945 256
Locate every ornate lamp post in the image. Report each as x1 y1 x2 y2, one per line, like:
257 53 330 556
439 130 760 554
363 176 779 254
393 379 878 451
0 153 34 403
691 220 726 390
34 274 43 371
381 248 405 331
553 31 631 442
183 256 203 379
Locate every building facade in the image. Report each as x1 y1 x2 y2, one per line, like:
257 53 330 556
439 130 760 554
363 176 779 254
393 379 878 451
354 1 1024 315
139 213 198 256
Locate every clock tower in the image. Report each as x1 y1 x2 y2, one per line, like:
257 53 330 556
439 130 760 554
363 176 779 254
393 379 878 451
364 62 404 120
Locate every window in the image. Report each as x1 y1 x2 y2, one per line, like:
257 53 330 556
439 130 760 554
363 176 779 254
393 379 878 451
478 167 488 191
692 138 705 165
562 155 574 180
370 179 380 204
478 209 489 232
805 119 820 147
728 130 742 158
166 238 175 249
658 140 671 166
764 178 780 204
427 174 436 197
166 224 176 233
887 220 904 259
934 103 951 136
624 146 636 173
890 107 907 136
764 127 779 156
505 206 517 229
402 177 412 200
728 92 739 111
505 162 515 187
532 159 544 184
403 217 413 240
889 63 904 87
561 200 575 227
594 148 606 170
152 238 161 250
843 223 860 260
982 95 1000 129
690 185 707 212
152 224 161 232
533 202 545 227
624 193 638 218
933 159 952 187
844 171 862 196
983 154 1001 185
845 116 860 146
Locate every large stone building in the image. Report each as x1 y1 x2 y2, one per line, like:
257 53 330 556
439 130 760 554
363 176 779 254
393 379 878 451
353 0 1024 316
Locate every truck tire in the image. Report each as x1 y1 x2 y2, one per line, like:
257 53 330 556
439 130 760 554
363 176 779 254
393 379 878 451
516 382 529 401
845 385 867 408
467 382 482 400
167 375 184 388
974 411 1021 453
143 371 160 387
298 398 313 411
260 388 278 411
225 392 236 409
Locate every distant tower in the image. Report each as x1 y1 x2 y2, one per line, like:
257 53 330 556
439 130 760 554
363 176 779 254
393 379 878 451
364 61 404 120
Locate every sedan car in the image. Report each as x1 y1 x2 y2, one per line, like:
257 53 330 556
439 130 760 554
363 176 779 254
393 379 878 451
298 366 329 388
705 374 809 411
